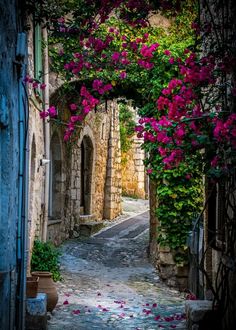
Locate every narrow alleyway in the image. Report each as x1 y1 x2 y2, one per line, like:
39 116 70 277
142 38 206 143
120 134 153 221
48 198 186 330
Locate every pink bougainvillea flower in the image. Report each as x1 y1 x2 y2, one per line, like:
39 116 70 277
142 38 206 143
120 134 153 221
152 303 157 308
72 309 80 315
48 106 57 117
32 82 39 88
120 71 127 79
69 103 77 111
119 313 126 318
63 300 69 305
147 169 153 174
163 50 171 56
40 83 46 90
39 111 49 119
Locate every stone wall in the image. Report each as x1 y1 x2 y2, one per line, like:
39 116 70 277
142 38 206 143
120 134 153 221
27 21 47 266
121 136 146 199
45 97 122 242
103 100 122 219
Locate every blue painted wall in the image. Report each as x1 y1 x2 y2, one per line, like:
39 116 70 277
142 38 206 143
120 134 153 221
0 1 28 329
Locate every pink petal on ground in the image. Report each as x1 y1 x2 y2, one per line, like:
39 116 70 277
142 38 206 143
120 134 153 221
146 303 150 306
102 308 109 312
97 305 102 308
64 293 71 297
154 315 161 321
145 310 152 315
72 310 80 315
119 304 124 308
153 303 157 308
63 300 69 305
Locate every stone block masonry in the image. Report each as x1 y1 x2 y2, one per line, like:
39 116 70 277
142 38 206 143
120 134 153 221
26 293 47 330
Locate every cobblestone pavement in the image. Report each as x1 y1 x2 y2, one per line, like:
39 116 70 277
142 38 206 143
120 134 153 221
48 198 186 330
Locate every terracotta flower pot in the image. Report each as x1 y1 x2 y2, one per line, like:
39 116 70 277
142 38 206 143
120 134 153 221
31 271 58 312
26 276 39 298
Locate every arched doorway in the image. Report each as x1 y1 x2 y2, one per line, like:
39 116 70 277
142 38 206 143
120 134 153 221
49 132 62 219
80 135 94 215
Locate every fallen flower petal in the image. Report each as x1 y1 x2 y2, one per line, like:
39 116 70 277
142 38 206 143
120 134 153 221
72 309 80 315
102 308 109 312
63 300 69 305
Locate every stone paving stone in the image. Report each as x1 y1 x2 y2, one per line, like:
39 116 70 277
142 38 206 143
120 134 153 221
48 208 186 330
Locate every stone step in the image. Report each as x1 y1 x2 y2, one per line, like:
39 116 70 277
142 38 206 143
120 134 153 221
77 222 104 237
79 213 95 223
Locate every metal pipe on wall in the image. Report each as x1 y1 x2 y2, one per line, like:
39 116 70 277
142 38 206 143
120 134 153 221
17 54 29 330
42 27 50 242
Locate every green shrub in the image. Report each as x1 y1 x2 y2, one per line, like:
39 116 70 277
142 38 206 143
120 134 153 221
31 240 62 282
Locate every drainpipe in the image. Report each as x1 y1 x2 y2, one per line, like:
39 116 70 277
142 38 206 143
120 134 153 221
16 31 29 330
42 27 50 242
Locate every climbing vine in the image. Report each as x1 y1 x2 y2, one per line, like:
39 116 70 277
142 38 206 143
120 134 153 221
24 0 202 255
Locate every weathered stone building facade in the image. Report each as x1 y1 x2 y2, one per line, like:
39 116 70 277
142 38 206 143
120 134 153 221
46 99 122 244
27 22 123 252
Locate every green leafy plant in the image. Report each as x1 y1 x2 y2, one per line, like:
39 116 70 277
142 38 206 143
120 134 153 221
31 240 62 282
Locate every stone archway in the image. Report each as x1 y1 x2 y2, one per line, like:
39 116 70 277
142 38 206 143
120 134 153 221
80 135 94 215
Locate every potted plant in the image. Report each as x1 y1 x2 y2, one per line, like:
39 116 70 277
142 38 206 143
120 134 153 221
26 276 39 298
31 240 61 312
